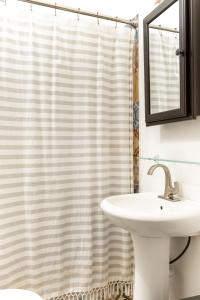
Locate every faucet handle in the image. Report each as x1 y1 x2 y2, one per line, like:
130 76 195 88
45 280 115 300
173 181 179 195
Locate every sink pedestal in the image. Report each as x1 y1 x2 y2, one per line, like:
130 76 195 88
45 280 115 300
132 235 170 300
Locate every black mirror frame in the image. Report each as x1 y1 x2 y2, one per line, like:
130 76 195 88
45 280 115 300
143 0 194 126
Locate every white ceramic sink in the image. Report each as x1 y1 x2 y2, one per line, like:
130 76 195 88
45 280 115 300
101 192 200 300
101 192 200 237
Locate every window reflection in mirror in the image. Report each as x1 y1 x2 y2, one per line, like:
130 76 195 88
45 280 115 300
149 1 180 114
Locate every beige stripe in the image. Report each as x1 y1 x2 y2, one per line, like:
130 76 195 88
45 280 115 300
0 47 130 63
0 226 128 240
0 105 130 116
0 253 132 271
0 18 131 42
0 56 130 72
2 24 131 44
1 28 130 47
0 68 130 84
0 76 130 91
0 159 130 168
0 236 126 251
2 73 129 85
0 266 132 289
0 96 130 108
0 246 131 262
0 194 121 210
0 184 130 199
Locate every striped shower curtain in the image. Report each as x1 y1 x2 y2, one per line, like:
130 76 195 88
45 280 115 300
0 3 135 300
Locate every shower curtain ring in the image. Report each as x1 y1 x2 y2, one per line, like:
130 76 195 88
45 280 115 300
55 2 57 16
77 8 80 21
97 12 100 25
115 16 118 29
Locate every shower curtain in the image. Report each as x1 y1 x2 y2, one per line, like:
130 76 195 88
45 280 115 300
0 3 136 300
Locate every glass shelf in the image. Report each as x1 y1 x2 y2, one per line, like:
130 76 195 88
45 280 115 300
139 156 200 166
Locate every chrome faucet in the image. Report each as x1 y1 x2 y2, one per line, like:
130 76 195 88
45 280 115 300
147 164 179 201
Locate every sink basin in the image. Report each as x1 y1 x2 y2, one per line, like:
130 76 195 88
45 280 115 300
101 192 200 300
101 192 200 237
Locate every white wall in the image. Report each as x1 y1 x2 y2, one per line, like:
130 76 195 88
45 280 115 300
8 0 148 20
139 3 200 299
46 0 155 19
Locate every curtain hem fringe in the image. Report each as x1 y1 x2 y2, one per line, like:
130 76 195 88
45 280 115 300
48 281 133 300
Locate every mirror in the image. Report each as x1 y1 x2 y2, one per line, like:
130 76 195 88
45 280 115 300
143 0 197 126
144 0 200 126
149 1 180 114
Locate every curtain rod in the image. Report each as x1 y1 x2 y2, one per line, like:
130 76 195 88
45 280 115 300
149 24 179 33
17 0 137 28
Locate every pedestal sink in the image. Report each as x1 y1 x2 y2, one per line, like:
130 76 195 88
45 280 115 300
101 192 200 300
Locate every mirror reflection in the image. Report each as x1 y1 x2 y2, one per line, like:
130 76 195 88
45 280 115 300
149 1 180 114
